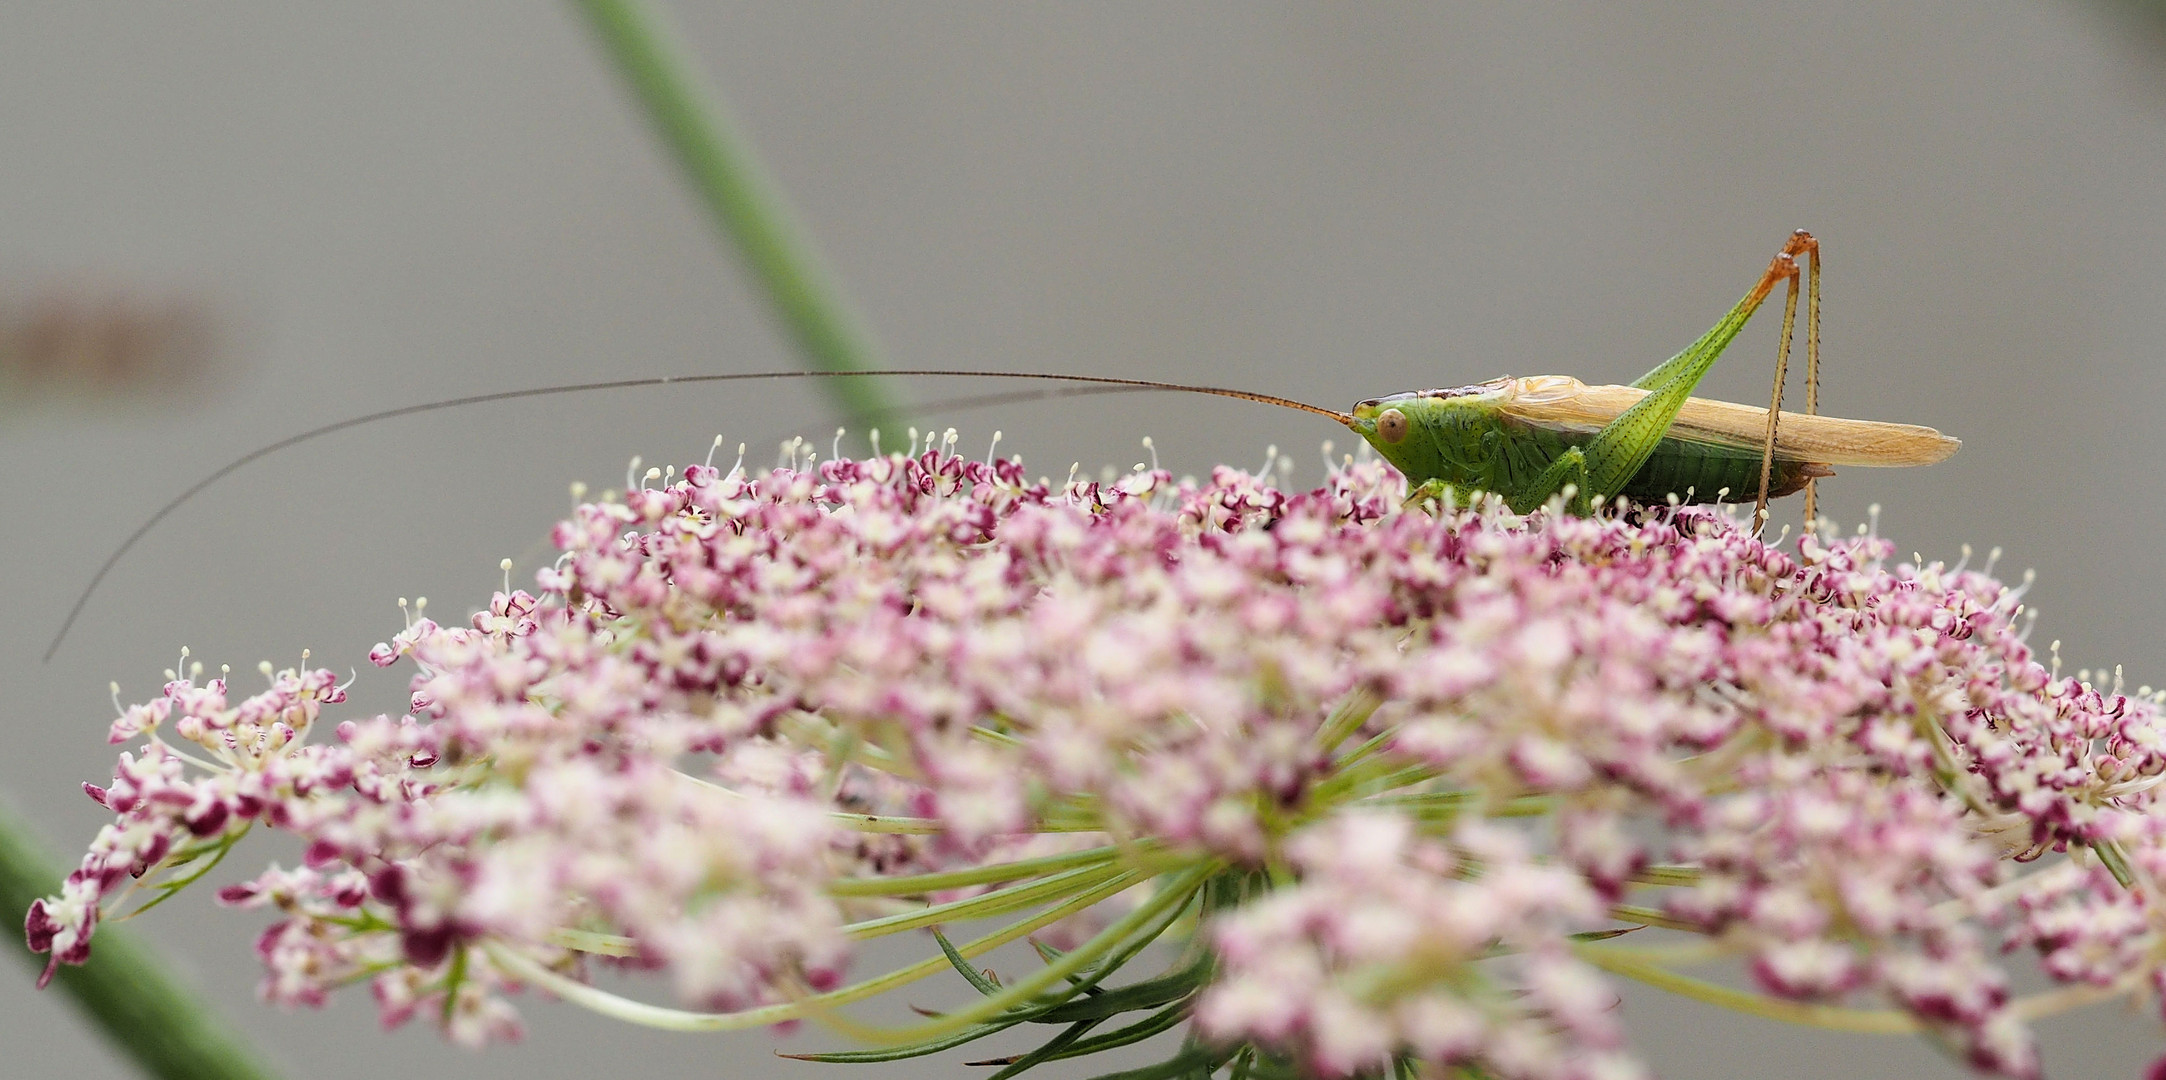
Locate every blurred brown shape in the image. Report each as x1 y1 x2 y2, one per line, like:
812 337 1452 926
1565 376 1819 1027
0 283 219 402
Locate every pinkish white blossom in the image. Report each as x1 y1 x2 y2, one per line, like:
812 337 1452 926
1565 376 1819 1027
29 446 2166 1079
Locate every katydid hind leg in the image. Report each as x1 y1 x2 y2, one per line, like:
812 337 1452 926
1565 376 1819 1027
1625 231 1818 394
1801 242 1822 526
1580 232 1814 507
1751 253 1803 536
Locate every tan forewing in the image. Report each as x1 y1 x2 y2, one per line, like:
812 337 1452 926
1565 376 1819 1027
1495 375 1959 467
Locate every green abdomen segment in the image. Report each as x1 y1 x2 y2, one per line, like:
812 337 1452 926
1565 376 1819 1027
1378 406 1819 509
1621 436 1817 505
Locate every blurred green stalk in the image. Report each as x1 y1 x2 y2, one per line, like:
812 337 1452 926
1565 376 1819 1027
1 800 283 1080
572 0 904 437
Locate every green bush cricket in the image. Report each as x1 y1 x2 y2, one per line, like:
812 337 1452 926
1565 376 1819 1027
1348 230 1956 524
45 230 1956 660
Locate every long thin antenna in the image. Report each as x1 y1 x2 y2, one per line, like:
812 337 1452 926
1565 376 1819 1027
742 383 1152 452
44 369 1350 661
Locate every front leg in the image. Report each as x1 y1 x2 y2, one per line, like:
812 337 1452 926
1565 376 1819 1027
1408 450 1592 516
1403 478 1464 514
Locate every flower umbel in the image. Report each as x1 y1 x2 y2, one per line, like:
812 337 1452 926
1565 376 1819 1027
30 446 2166 1078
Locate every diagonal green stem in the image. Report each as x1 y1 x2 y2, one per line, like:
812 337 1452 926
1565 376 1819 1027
1 799 285 1080
571 0 903 436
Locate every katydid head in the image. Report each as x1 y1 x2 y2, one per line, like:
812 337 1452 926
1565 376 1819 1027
1347 378 1513 485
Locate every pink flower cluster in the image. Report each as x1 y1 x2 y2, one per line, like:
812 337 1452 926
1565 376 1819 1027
29 446 2166 1077
27 665 350 978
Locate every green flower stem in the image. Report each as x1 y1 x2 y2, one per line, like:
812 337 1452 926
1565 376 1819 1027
1311 689 1384 753
1604 903 1701 932
839 862 1221 1046
546 849 1166 959
1308 758 1438 807
570 0 903 436
827 809 1111 835
2008 975 2143 1021
828 841 1152 898
484 865 1158 1033
2091 837 2138 890
546 927 639 957
841 861 1144 940
825 810 1100 835
1627 864 1701 888
0 800 285 1080
1573 941 1920 1035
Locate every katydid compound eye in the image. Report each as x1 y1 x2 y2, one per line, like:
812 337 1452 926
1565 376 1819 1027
1376 408 1409 444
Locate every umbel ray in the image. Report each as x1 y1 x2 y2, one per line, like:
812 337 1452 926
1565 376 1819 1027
45 229 1956 662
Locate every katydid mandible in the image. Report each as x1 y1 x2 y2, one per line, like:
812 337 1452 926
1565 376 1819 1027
45 230 1955 661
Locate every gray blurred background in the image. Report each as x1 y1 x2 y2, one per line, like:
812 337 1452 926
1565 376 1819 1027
5 3 2166 1077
